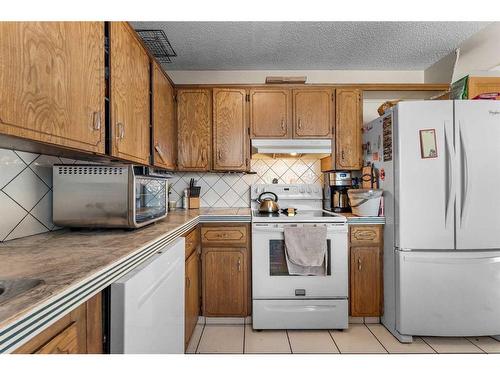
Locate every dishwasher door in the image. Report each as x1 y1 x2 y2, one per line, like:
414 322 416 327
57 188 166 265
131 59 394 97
110 237 185 353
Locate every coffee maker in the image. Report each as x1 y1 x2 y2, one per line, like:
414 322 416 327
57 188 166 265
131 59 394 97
323 172 352 213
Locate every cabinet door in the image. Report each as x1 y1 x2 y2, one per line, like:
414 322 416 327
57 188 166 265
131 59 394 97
110 22 150 165
213 88 248 171
293 89 333 138
177 89 212 171
202 248 247 316
335 89 362 170
0 22 105 153
350 246 382 317
152 63 176 170
14 301 88 354
249 89 291 138
185 251 200 346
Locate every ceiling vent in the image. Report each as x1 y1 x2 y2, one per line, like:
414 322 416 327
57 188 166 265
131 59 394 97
136 29 177 64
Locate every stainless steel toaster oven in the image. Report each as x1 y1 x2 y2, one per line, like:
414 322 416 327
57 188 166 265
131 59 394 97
53 164 168 228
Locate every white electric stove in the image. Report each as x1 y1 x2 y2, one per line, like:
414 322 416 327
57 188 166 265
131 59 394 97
251 184 349 330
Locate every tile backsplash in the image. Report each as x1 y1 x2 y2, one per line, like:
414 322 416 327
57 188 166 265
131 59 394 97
0 148 82 242
168 156 323 209
0 149 323 242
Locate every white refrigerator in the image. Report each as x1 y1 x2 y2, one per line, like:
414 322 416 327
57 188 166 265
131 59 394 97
363 100 500 343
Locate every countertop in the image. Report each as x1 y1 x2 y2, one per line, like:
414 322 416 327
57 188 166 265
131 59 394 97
0 208 250 352
0 206 382 352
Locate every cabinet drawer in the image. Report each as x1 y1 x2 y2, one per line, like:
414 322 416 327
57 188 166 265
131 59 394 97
350 225 382 245
35 323 79 354
201 226 248 245
184 227 200 259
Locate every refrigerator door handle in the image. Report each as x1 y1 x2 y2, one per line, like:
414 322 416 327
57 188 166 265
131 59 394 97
459 122 469 227
444 122 454 226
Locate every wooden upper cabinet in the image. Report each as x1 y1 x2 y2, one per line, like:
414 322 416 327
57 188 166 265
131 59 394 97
152 63 176 170
0 22 105 154
110 22 150 165
293 89 333 138
249 89 291 138
335 89 362 170
177 89 212 171
213 88 248 171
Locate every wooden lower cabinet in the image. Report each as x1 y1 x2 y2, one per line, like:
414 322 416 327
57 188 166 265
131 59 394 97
14 292 102 354
202 248 248 317
184 227 201 348
350 246 382 317
201 223 250 317
349 225 383 317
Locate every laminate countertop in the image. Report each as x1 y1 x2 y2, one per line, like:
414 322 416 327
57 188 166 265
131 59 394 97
0 207 381 352
0 208 250 353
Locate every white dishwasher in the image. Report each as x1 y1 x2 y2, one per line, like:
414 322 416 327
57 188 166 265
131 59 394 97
110 237 185 354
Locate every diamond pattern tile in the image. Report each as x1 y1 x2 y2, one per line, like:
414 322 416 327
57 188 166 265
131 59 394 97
3 167 49 211
0 148 86 242
166 157 323 208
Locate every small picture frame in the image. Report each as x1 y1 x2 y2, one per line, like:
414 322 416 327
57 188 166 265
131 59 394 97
419 129 438 159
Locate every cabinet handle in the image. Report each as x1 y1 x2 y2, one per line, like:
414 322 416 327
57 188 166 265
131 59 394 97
358 258 362 271
186 276 190 289
93 111 101 131
155 143 167 164
218 149 222 160
237 258 241 272
281 119 285 131
298 118 302 129
341 150 345 160
117 123 125 140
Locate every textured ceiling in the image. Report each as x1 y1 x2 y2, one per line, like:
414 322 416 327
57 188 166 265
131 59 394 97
131 22 489 71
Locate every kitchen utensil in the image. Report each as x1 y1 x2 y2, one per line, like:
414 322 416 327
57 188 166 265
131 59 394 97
256 192 279 213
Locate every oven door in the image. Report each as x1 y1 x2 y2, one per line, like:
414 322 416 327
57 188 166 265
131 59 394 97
252 222 348 299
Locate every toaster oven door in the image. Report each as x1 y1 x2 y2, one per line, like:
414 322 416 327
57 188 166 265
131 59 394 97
133 177 167 226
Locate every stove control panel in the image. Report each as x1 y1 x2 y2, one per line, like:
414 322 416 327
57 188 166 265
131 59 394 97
251 183 322 200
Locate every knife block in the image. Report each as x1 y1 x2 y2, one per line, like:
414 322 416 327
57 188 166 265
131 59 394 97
188 197 200 209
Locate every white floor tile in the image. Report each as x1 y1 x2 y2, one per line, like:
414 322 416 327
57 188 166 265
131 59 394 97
330 325 387 353
288 330 339 354
422 337 484 353
197 325 244 353
467 337 500 354
367 324 435 354
244 326 291 354
186 324 204 354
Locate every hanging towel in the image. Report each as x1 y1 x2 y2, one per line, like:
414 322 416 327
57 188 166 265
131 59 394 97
284 226 328 276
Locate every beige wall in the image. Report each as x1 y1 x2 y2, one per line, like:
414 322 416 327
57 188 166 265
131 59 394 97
168 70 424 85
424 22 500 83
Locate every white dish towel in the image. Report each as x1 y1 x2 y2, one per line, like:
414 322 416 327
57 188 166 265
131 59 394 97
284 226 328 276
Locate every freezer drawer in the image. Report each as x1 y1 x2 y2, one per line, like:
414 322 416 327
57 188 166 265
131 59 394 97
253 299 348 329
396 249 500 336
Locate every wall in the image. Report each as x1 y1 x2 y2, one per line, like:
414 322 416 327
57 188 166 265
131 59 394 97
167 156 323 209
168 70 424 85
424 22 500 83
0 148 83 242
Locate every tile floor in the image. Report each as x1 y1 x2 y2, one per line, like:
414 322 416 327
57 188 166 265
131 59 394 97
186 322 500 354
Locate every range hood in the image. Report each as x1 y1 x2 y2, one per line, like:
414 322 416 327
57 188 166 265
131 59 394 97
251 139 331 154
